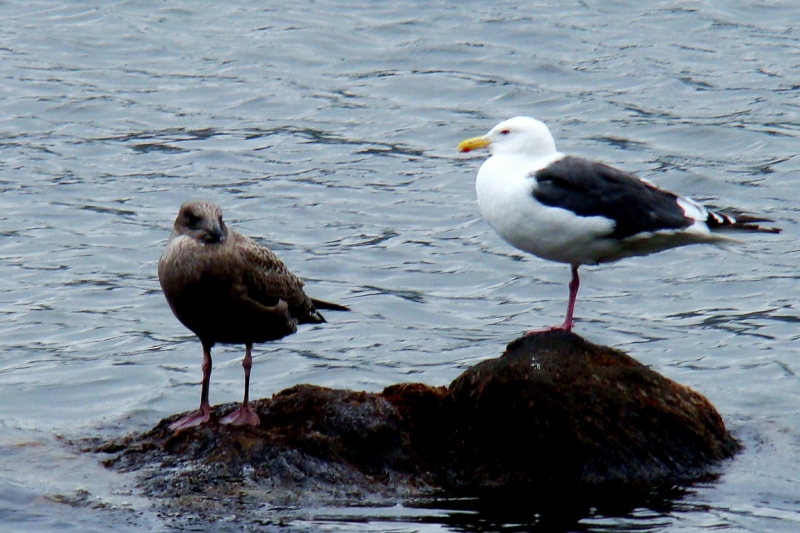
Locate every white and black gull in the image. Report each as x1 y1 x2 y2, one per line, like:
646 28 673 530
457 116 780 333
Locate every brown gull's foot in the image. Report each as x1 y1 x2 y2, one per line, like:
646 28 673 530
220 403 260 426
169 405 211 430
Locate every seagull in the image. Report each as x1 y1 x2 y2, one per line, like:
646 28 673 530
457 116 780 333
158 200 348 429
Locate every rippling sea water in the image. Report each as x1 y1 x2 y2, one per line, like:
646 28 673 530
1 1 798 531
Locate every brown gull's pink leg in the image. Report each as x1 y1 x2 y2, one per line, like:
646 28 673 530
169 339 213 430
220 343 260 426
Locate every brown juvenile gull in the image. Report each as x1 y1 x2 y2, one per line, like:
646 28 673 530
458 116 781 333
158 200 348 429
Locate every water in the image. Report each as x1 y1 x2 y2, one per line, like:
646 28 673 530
0 0 798 531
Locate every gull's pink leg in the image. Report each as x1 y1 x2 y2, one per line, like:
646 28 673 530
220 343 260 426
559 265 580 332
525 265 580 335
170 340 213 430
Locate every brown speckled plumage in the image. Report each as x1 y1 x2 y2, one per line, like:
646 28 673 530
158 200 347 429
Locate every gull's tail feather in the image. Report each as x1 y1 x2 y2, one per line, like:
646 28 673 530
310 298 351 312
706 211 781 234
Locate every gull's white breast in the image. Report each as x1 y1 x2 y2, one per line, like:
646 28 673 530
475 153 619 266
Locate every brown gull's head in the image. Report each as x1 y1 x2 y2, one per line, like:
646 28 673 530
172 200 228 245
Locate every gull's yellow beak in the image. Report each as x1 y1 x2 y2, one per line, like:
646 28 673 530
457 135 490 153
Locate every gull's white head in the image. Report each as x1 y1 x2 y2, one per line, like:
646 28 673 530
457 116 558 159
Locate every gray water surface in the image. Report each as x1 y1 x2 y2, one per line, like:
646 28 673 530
1 1 798 531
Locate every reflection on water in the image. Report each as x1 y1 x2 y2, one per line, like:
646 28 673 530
1 0 798 531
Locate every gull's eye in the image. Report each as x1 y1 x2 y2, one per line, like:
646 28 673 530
185 212 200 225
499 129 511 135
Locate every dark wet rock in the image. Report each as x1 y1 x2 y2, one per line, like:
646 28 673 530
437 331 740 508
97 384 443 513
91 331 739 520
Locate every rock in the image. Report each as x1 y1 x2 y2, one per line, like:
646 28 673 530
97 384 443 512
438 330 740 509
90 331 739 521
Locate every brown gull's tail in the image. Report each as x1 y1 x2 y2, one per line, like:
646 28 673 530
310 298 351 312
